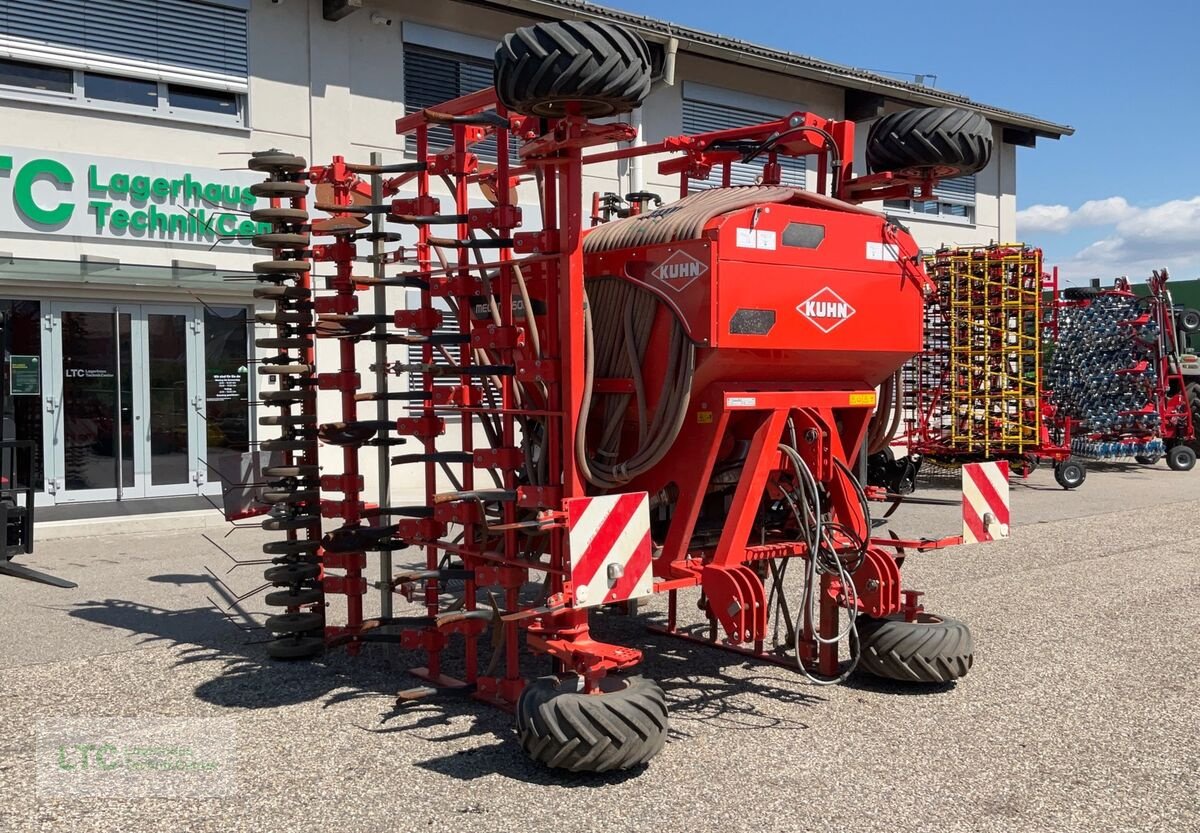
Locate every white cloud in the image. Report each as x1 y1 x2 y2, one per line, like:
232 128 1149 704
1016 196 1133 233
1052 196 1200 283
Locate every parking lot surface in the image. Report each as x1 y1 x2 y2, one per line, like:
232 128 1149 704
1 463 1197 833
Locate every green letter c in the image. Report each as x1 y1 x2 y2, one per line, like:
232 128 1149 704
14 158 74 225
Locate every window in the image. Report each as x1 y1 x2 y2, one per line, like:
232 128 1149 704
0 58 71 93
403 46 519 163
884 175 977 224
84 73 158 107
168 84 239 116
682 97 806 190
0 0 248 126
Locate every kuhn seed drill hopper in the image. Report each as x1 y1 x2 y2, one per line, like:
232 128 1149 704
248 20 998 772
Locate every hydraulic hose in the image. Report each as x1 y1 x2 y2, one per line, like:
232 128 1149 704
576 277 696 489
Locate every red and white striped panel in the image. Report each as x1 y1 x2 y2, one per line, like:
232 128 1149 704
961 461 1010 544
565 492 653 608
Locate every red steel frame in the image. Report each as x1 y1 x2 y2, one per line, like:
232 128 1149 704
295 86 971 701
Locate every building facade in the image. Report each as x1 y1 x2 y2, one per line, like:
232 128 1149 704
0 0 1070 513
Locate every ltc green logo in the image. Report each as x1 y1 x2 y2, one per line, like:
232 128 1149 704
0 154 269 240
0 155 74 225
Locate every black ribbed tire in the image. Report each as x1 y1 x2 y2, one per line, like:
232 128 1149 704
1176 308 1200 333
516 675 668 772
866 107 993 178
856 613 974 683
494 21 652 118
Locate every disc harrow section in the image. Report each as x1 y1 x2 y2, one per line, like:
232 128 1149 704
1047 270 1195 464
248 150 325 660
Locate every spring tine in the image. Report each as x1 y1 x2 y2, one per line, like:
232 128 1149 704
427 236 515 249
391 451 474 465
391 213 469 225
344 160 427 175
355 391 432 403
423 109 510 129
432 489 517 505
361 505 436 519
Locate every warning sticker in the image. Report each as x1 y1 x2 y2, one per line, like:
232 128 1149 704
866 241 900 262
849 392 877 406
736 228 777 250
725 396 757 408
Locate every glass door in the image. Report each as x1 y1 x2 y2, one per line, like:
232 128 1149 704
47 302 140 502
46 302 206 504
140 305 203 497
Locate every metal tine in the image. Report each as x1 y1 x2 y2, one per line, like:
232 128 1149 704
353 254 554 286
377 362 515 377
344 160 427 175
391 451 474 465
355 391 432 403
432 488 517 505
312 202 394 214
391 213 469 225
424 108 510 129
361 505 436 518
427 236 515 249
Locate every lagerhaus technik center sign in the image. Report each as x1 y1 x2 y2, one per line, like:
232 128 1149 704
0 146 275 247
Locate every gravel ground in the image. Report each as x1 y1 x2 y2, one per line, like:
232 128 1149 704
1 463 1197 833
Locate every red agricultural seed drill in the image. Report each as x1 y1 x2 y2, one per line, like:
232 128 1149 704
249 19 999 773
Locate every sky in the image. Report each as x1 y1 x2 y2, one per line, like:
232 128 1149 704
603 0 1200 283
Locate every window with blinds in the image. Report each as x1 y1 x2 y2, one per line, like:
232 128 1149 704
0 0 248 91
883 174 977 223
403 46 519 164
681 97 806 189
0 0 247 125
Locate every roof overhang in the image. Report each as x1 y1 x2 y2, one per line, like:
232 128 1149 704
459 0 1074 141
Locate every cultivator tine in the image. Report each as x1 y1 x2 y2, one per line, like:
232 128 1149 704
391 451 474 465
344 160 427 175
426 236 515 249
432 489 517 505
355 391 432 403
379 362 515 377
423 108 510 129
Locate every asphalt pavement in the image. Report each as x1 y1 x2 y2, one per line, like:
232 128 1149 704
1 462 1197 833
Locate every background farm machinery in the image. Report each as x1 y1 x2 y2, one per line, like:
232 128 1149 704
1046 271 1198 472
245 19 999 772
873 246 1080 492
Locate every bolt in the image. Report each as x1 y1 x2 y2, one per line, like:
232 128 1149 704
865 579 880 591
804 429 818 443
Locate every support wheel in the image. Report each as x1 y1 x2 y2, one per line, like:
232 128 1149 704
857 613 973 683
866 107 993 178
1054 459 1086 489
1167 444 1196 472
494 21 652 118
516 675 668 772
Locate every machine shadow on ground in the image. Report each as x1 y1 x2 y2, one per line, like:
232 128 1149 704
63 571 839 784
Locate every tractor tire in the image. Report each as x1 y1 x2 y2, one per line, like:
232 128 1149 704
1054 459 1086 489
1167 444 1196 472
866 107 993 179
516 674 668 772
1176 307 1200 334
494 21 652 118
856 613 973 683
1061 286 1102 300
